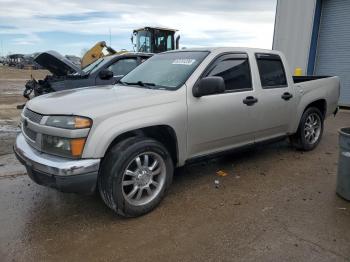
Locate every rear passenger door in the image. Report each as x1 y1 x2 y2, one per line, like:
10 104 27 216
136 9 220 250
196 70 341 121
253 53 295 142
187 53 258 157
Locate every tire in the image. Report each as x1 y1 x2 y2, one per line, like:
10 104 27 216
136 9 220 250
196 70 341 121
98 136 174 217
290 107 324 151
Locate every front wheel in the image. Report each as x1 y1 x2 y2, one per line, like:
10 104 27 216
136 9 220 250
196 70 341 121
98 137 174 217
290 107 324 151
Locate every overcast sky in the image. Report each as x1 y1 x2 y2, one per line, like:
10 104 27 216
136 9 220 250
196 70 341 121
0 0 277 56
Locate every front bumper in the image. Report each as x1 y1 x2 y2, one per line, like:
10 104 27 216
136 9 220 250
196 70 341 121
14 133 100 194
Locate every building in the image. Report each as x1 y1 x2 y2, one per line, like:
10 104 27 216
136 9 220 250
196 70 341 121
273 0 350 106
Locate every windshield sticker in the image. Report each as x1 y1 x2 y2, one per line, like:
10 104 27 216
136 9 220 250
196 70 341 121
172 59 196 65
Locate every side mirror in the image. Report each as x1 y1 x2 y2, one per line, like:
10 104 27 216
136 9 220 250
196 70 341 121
99 69 113 80
192 76 225 97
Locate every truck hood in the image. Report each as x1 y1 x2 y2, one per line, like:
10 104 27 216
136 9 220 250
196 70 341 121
26 85 179 118
35 51 84 77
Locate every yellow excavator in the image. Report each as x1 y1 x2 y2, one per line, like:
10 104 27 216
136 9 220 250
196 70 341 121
81 27 180 68
131 27 180 53
81 41 127 68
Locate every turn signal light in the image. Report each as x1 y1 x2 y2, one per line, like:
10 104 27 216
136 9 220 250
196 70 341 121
74 117 92 129
70 138 86 157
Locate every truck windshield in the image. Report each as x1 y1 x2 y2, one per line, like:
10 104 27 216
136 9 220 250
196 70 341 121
120 51 209 90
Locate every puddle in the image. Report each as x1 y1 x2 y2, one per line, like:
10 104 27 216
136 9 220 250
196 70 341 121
1 91 22 95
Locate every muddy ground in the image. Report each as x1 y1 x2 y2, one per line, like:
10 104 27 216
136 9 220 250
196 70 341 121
0 67 349 261
0 67 49 177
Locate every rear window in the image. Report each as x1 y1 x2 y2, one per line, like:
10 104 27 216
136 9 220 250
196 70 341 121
256 53 287 88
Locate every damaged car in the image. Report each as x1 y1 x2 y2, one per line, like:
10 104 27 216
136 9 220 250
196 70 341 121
23 50 152 99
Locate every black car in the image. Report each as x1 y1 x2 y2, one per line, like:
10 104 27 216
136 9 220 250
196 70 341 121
24 51 152 98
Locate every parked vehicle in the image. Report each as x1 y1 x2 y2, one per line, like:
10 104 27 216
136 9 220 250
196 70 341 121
23 51 152 98
5 54 40 69
14 47 340 217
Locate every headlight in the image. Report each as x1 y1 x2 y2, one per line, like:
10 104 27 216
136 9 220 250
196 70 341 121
45 116 92 129
42 116 91 158
42 135 86 158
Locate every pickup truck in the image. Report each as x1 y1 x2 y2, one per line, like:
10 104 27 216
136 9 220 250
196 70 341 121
14 47 340 217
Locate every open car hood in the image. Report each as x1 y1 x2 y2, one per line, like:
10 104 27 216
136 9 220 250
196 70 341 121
34 51 84 76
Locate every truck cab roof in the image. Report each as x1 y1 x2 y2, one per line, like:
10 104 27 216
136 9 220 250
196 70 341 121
164 47 282 55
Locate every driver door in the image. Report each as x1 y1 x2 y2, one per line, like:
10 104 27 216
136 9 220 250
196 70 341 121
187 53 258 158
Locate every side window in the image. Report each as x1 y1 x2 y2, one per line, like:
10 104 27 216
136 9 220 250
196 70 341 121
107 58 138 77
206 55 252 92
155 35 167 52
256 54 287 88
166 35 173 51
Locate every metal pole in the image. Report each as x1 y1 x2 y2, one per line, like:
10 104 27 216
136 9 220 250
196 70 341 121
109 28 112 47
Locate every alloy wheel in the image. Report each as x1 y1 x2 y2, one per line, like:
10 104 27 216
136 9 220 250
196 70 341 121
304 113 322 145
121 152 166 206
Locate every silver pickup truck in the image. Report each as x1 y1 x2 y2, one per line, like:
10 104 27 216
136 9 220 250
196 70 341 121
14 47 340 217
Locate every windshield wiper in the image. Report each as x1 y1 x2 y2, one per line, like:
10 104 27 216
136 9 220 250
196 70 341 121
120 81 156 88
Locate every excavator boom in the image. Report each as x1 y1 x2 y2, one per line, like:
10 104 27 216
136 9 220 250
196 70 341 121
81 41 117 68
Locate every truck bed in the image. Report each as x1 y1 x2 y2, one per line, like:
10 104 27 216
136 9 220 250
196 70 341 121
293 75 331 83
293 75 340 120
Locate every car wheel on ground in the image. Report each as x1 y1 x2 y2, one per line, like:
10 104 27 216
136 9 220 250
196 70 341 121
290 107 324 151
98 136 174 217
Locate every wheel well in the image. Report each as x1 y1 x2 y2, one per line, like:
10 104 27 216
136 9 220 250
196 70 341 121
105 125 178 165
304 99 327 118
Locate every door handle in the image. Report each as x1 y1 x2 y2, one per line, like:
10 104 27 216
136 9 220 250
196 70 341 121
243 96 258 106
281 92 293 101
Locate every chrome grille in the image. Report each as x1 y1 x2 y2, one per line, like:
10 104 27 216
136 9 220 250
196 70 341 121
23 124 37 141
23 108 43 124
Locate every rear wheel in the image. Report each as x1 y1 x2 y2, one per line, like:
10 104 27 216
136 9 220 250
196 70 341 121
98 137 173 217
290 107 324 151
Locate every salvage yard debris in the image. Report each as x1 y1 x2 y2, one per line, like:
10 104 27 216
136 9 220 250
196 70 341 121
216 170 228 177
214 179 220 188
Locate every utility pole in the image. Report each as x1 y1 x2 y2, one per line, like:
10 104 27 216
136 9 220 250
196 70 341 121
109 28 112 47
0 40 3 57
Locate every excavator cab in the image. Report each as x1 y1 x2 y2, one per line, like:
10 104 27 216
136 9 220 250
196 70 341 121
132 27 180 53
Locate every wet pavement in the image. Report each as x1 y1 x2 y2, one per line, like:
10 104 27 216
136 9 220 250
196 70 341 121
0 90 350 261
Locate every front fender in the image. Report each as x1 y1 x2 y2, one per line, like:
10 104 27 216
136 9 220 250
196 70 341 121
82 101 187 165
